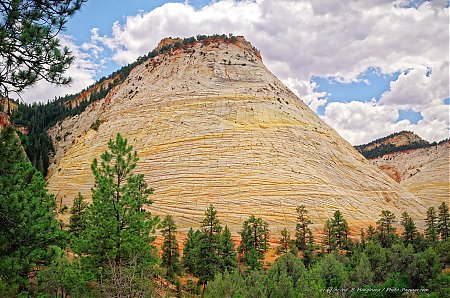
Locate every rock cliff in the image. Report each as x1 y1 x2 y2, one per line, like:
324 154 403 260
371 141 449 207
47 36 426 236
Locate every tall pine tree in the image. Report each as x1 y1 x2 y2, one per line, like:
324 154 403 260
219 225 237 273
197 205 223 284
401 212 417 246
425 206 438 242
75 133 159 286
160 214 181 279
437 202 449 241
295 205 312 251
277 228 291 254
322 219 334 253
69 192 88 239
0 127 65 292
238 215 270 270
377 210 397 247
182 228 200 275
331 210 349 249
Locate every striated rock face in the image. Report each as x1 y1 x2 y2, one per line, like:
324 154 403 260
47 36 426 237
371 141 449 207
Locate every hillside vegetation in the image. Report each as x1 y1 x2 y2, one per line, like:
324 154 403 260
1 131 449 297
355 131 447 159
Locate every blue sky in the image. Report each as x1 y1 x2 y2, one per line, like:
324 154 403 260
22 0 448 145
312 67 402 116
66 0 211 41
63 1 410 121
65 0 211 76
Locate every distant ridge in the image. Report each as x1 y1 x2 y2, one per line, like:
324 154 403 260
355 130 447 159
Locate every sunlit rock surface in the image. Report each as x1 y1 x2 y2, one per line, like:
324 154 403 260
371 141 449 207
47 37 426 237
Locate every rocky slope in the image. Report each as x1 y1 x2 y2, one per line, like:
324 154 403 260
46 36 426 237
371 141 449 207
355 131 431 159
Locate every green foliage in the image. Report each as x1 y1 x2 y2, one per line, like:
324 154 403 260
160 214 181 279
386 243 414 275
377 210 397 248
205 252 320 298
182 227 200 275
195 205 223 284
181 205 236 284
437 202 449 241
185 279 200 295
203 271 247 298
74 133 159 291
351 253 374 288
367 225 377 242
90 119 102 131
426 272 450 298
219 225 237 273
295 205 312 251
267 252 306 294
426 206 438 243
277 227 292 254
0 127 66 292
313 253 348 289
364 241 388 282
355 130 432 158
37 247 95 298
238 215 270 270
331 210 349 249
69 192 88 239
408 247 441 288
322 219 334 253
0 0 86 96
401 211 417 246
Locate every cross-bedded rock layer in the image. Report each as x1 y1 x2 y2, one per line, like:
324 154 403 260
371 141 449 207
47 37 426 236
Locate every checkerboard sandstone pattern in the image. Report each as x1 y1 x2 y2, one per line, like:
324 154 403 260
47 37 427 238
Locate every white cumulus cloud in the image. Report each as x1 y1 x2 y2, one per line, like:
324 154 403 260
20 35 99 103
19 0 449 144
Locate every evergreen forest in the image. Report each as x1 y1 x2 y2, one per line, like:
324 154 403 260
1 130 449 297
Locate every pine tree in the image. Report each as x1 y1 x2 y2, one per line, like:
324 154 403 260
76 133 159 281
377 210 397 247
69 192 88 238
437 202 449 241
401 212 417 246
160 214 181 279
360 228 366 248
367 225 376 242
0 0 86 96
197 205 223 284
295 205 312 251
182 228 200 275
238 215 270 270
322 219 334 253
331 210 349 249
277 228 291 254
425 206 438 242
351 253 374 288
303 229 315 267
219 225 237 273
0 127 65 291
